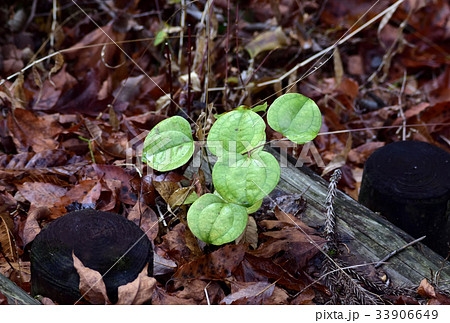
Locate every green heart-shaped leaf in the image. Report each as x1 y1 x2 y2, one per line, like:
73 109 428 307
246 198 263 214
207 109 266 157
142 116 194 172
187 193 248 245
267 93 321 144
212 151 280 207
251 102 267 113
213 190 262 214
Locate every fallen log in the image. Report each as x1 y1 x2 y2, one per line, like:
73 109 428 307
0 272 41 305
186 146 450 289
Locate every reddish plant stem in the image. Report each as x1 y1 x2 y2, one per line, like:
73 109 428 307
224 0 230 107
187 24 192 115
234 4 246 99
165 42 174 115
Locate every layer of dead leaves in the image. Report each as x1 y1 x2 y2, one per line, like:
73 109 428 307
1 0 449 304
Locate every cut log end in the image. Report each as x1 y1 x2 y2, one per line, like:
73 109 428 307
359 141 450 257
30 209 153 304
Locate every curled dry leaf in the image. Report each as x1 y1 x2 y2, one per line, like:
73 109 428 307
260 206 317 234
428 294 450 305
153 181 180 204
22 205 52 246
7 109 63 153
127 201 158 241
0 189 17 261
108 105 120 131
54 70 108 115
49 52 65 83
220 281 275 305
183 221 203 258
23 149 68 169
17 182 67 209
417 278 436 298
170 279 224 304
321 134 352 176
385 295 419 305
290 288 316 305
173 244 246 280
235 215 258 249
33 66 77 111
253 208 326 273
348 142 385 164
236 253 308 292
153 253 177 276
64 24 121 75
168 187 198 208
333 47 343 86
252 228 325 273
116 264 156 305
0 260 31 280
417 278 450 305
0 188 17 214
130 174 156 206
245 27 289 59
151 286 197 305
159 223 192 265
72 252 111 305
264 286 290 305
58 180 102 207
97 178 121 211
0 214 17 262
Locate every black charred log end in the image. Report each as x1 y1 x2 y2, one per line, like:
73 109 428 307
359 141 450 257
30 209 153 304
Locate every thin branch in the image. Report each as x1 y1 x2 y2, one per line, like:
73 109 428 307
375 236 426 268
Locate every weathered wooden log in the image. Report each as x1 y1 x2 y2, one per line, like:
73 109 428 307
359 141 450 257
30 209 153 304
185 146 450 288
0 272 41 304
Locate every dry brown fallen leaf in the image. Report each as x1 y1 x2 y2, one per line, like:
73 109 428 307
417 278 436 299
153 253 177 276
93 164 136 204
220 281 274 305
321 133 352 176
22 205 52 246
253 207 326 273
72 252 111 305
127 201 159 241
40 297 56 305
153 181 180 204
73 253 157 305
171 279 224 304
417 278 450 305
235 215 258 249
17 182 67 208
116 264 156 305
6 108 63 153
290 288 316 305
0 213 17 262
173 244 246 280
151 286 198 305
159 223 194 265
58 179 101 207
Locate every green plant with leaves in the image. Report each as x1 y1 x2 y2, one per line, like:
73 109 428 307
142 93 321 245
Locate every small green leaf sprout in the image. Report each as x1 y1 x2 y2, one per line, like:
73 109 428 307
142 93 321 245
